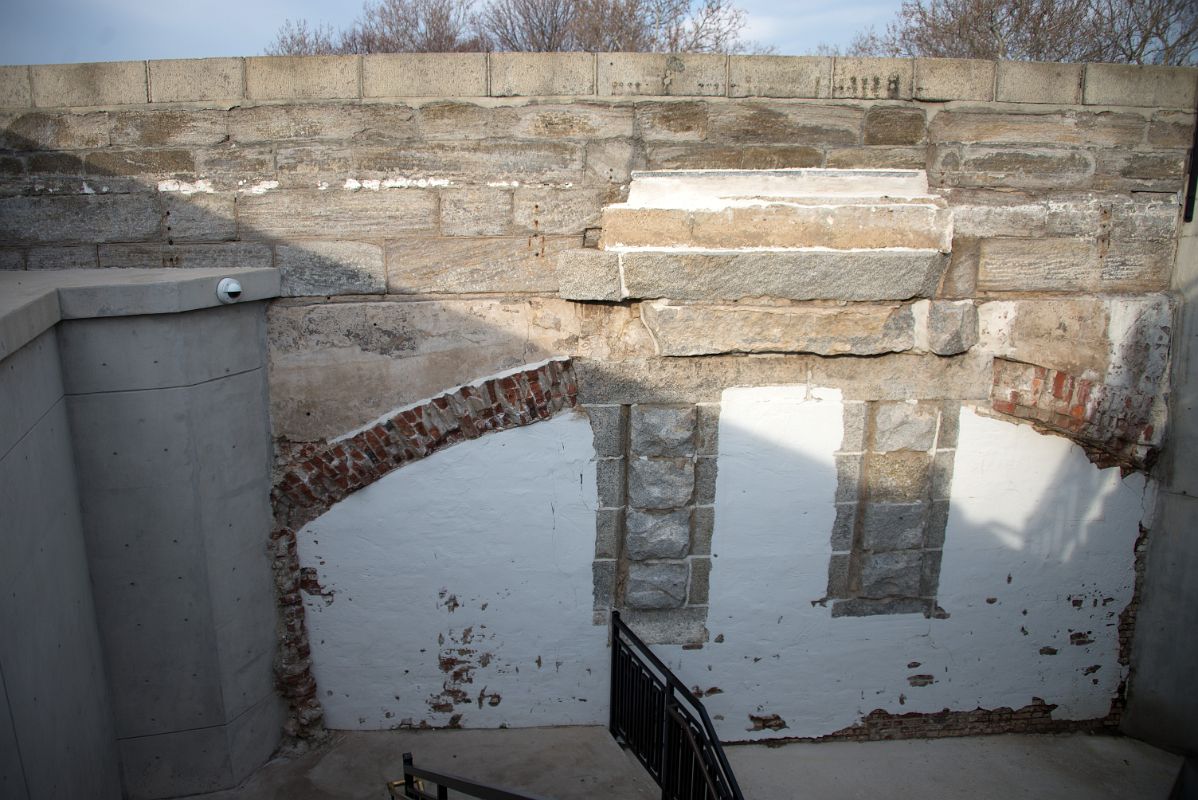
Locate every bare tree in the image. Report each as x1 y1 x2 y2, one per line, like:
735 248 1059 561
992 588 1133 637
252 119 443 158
267 0 765 55
267 19 340 56
482 0 576 51
844 0 1196 64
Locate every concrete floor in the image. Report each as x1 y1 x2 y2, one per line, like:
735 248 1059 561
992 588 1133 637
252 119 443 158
189 727 1182 800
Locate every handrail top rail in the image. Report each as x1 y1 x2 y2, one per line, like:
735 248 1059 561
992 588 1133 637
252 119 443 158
401 753 555 800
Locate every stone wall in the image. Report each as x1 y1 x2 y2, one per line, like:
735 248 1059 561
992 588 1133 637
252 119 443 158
2 54 1194 746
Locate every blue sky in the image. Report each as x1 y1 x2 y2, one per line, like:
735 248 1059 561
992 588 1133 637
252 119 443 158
0 0 899 65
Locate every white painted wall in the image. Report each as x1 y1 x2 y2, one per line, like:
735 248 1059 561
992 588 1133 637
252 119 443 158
660 387 1150 740
296 411 608 730
298 386 1151 740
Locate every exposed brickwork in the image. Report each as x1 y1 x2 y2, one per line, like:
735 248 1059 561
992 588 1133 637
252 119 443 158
806 699 1112 743
990 358 1160 472
269 359 578 741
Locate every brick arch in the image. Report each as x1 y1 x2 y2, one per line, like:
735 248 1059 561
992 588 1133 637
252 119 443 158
268 358 578 740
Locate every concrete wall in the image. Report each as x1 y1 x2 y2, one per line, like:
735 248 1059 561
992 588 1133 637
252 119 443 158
0 328 122 800
62 303 282 798
1124 205 1198 754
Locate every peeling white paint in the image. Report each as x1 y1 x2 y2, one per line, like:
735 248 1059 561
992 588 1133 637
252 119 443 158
299 386 1148 739
238 180 279 195
157 178 215 195
344 176 451 191
297 413 605 730
487 181 521 188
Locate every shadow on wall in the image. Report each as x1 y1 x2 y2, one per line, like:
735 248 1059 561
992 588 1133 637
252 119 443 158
0 123 1159 763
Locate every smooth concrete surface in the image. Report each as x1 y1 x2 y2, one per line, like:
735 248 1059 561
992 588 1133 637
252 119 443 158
66 304 281 798
176 727 1181 800
1125 212 1198 754
0 328 123 800
0 267 280 360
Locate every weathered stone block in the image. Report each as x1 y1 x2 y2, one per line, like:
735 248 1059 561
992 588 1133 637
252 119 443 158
628 457 694 509
593 560 617 610
596 458 625 507
555 248 620 301
692 507 714 554
386 235 571 294
85 149 195 179
860 550 924 598
864 107 925 145
0 248 23 269
868 452 931 503
0 66 32 108
826 553 851 597
931 145 1094 190
931 110 1145 147
841 402 867 452
995 61 1083 105
832 597 929 617
914 58 995 101
707 102 860 146
728 56 831 98
148 58 243 103
490 53 595 97
618 607 707 643
238 189 436 239
621 250 947 303
639 301 916 357
585 404 626 458
689 558 711 605
595 509 621 559
695 404 719 456
835 455 863 503
363 53 487 97
1093 149 1186 190
274 142 353 187
439 187 513 236
245 56 359 101
832 58 914 100
631 405 694 457
931 450 955 501
354 139 584 184
873 402 937 452
1146 111 1196 148
97 242 271 270
31 61 146 107
635 101 707 142
920 550 943 596
0 194 160 244
626 562 689 609
27 246 95 270
585 137 639 183
862 503 928 551
825 147 925 169
599 53 726 97
160 192 235 242
514 187 607 235
976 297 1112 377
831 503 856 551
927 299 979 356
1083 63 1198 109
694 457 717 506
508 102 636 141
110 109 229 147
978 238 1169 292
937 402 960 448
926 500 950 548
276 241 385 297
230 103 417 143
3 111 108 150
626 509 691 560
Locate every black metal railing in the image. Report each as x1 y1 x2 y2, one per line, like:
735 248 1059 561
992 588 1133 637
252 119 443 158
389 753 552 800
609 610 745 800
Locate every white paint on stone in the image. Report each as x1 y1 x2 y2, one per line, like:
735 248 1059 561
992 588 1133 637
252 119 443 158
157 179 215 195
297 413 607 730
623 169 935 209
343 176 452 191
238 180 279 195
298 385 1149 740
